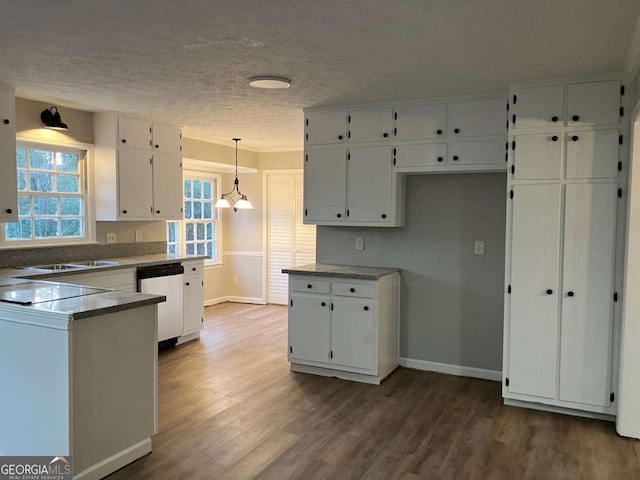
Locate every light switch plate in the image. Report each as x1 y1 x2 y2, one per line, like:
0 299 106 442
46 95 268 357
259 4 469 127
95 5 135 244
355 237 364 250
106 232 117 244
135 230 143 242
474 240 485 255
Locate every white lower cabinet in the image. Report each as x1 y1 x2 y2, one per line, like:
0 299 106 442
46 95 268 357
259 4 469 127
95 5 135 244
51 269 137 292
287 272 399 384
182 260 204 338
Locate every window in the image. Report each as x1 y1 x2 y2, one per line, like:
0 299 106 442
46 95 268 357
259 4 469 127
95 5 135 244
168 173 220 264
2 142 89 245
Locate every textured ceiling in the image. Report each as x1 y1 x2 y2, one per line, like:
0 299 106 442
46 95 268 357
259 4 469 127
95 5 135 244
0 0 639 150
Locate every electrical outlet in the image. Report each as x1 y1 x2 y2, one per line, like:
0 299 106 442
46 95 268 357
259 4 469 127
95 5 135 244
474 240 485 256
135 230 143 242
106 232 117 244
232 275 238 284
355 236 364 250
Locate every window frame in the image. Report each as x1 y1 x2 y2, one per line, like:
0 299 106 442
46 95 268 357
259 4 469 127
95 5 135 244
0 138 96 247
168 171 222 267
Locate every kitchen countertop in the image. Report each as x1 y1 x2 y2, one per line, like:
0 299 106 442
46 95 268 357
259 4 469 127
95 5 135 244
282 263 400 280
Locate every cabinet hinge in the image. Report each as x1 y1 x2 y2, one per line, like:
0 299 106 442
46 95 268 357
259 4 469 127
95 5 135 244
305 118 308 126
180 207 183 213
506 120 508 129
614 292 618 302
394 112 398 121
618 188 623 198
331 303 334 311
201 280 204 286
394 127 397 136
290 345 293 354
330 350 333 359
305 154 308 162
290 299 293 307
618 161 623 172
621 85 625 96
512 114 516 125
150 157 153 165
348 131 351 139
505 377 510 387
511 140 516 151
505 152 508 162
611 392 615 403
348 115 351 123
347 152 350 160
511 165 515 175
393 147 397 156
305 133 308 141
305 208 308 216
393 157 396 166
180 145 182 152
507 285 511 294
346 209 350 217
619 134 624 145
620 106 624 118
506 103 509 112
150 206 153 213
509 190 514 199
512 94 517 105
505 142 508 151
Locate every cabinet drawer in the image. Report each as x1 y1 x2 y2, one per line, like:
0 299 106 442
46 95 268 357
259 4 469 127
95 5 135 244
182 260 204 276
292 277 330 294
394 143 447 168
332 282 375 298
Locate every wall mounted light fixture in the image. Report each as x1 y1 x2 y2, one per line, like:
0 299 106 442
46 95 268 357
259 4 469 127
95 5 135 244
40 106 68 130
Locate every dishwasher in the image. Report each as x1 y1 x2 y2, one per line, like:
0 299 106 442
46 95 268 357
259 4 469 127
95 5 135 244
137 263 184 346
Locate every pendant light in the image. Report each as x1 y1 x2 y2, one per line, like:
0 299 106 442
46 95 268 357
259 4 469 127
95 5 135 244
215 138 253 212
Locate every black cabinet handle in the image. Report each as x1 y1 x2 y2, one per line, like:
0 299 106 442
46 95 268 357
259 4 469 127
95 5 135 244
381 213 387 219
5 208 12 214
122 210 127 214
437 156 443 162
364 306 369 311
121 138 127 143
336 213 342 218
551 135 558 142
436 129 442 135
571 135 579 142
454 128 460 134
383 132 388 138
350 287 355 293
551 116 558 122
567 291 575 297
3 119 9 125
546 289 553 295
572 115 580 121
452 155 459 161
321 302 326 307
307 284 312 289
338 135 343 140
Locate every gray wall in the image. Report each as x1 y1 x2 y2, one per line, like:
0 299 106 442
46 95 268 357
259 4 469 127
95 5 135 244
316 173 506 371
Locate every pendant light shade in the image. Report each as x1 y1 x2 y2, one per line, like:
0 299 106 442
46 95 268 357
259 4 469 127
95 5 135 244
40 106 69 130
216 138 253 212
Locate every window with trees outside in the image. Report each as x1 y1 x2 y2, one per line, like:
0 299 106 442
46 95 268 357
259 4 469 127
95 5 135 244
167 174 220 264
2 143 88 245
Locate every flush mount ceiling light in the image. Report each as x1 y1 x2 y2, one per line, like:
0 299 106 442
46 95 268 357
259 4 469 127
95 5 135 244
248 75 291 89
214 138 253 212
40 106 68 130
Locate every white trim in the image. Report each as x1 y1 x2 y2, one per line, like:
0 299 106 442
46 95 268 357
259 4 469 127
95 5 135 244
222 251 264 257
73 437 151 480
205 296 228 307
504 399 615 423
226 296 266 305
290 363 385 385
625 17 640 78
182 133 301 153
399 357 502 382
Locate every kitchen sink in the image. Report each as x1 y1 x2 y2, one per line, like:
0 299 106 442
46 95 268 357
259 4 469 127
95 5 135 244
24 264 88 271
65 260 120 267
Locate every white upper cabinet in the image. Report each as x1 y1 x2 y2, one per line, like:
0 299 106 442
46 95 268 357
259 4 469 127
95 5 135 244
303 148 347 223
349 108 393 143
118 117 152 150
449 139 505 166
512 85 564 129
347 146 393 223
305 111 348 145
0 84 17 222
394 143 447 168
447 98 506 137
152 154 184 219
152 123 182 156
567 80 621 126
394 104 447 141
513 133 563 180
565 129 620 179
117 150 154 219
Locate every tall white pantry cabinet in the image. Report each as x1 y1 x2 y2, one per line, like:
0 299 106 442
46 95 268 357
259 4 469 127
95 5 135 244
503 74 630 416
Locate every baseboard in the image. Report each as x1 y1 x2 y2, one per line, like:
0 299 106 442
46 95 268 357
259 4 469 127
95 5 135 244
176 331 200 345
399 357 502 382
73 437 151 480
204 296 227 307
226 296 266 305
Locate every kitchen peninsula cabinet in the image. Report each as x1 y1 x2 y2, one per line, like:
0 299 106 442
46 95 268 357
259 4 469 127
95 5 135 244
0 83 17 222
94 113 183 221
283 264 400 385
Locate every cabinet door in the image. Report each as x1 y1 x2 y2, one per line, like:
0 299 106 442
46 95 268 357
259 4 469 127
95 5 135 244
152 154 183 219
0 86 17 221
566 129 619 179
118 117 152 150
305 111 348 145
508 184 562 399
567 80 621 126
394 104 446 141
447 98 506 137
349 108 393 143
513 133 562 180
331 297 375 372
304 148 347 223
289 294 331 364
560 183 617 407
118 150 153 219
394 143 447 168
348 146 392 222
183 274 204 335
512 85 564 129
449 139 504 166
152 123 182 156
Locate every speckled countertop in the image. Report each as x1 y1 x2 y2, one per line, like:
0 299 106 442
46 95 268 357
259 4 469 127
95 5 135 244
282 263 400 280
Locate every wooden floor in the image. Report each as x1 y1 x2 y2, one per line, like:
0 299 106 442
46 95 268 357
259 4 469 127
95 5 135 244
108 302 640 480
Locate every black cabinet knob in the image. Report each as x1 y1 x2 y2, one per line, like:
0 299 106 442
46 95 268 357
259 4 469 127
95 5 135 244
437 157 443 162
350 288 355 293
337 213 342 218
321 302 326 307
155 144 159 148
364 306 369 311
121 138 127 143
185 282 190 286
551 116 558 122
453 155 459 161
338 135 343 140
307 284 312 289
192 267 197 271
5 208 12 214
156 210 161 214
383 132 388 138
571 135 579 142
381 213 387 219
122 210 127 214
572 115 580 121
436 129 442 135
454 128 460 134
546 289 553 295
567 291 575 297
551 135 558 142
3 119 9 125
